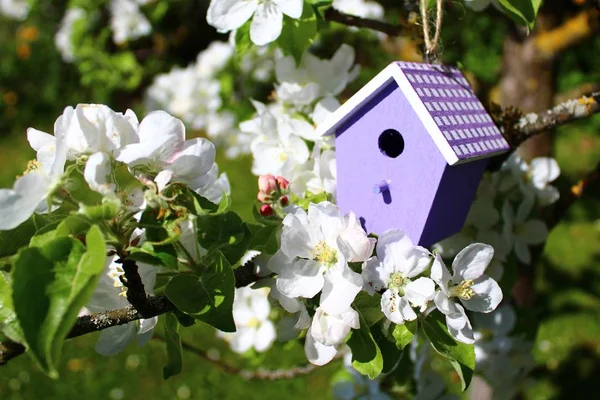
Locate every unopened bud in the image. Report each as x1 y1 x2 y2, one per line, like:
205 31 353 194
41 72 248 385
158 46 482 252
257 191 271 203
258 174 278 193
260 204 274 217
280 195 289 206
276 176 289 190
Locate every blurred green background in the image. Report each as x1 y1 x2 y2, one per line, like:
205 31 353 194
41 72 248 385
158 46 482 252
1 1 599 399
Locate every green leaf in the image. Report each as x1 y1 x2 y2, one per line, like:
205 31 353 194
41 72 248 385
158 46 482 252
196 212 251 266
1 214 63 257
162 313 183 379
353 292 383 327
346 312 383 379
247 224 280 255
0 272 22 343
393 320 418 350
129 209 179 269
234 21 253 59
496 0 543 32
164 252 235 332
11 226 106 377
276 5 318 64
421 312 476 391
372 322 403 374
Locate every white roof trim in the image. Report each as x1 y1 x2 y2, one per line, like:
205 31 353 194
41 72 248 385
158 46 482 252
316 62 464 165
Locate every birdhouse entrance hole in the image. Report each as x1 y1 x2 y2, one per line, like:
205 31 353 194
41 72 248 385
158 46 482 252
378 129 404 158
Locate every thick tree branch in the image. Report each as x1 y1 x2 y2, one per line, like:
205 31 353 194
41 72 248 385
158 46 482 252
153 334 344 380
324 8 404 36
0 261 260 366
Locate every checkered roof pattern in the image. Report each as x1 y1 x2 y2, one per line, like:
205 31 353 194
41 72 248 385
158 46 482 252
396 61 510 160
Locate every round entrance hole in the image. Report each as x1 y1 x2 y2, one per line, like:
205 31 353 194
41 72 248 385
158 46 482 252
378 129 405 158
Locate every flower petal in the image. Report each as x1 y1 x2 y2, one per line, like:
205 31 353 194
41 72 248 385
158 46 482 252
254 320 276 352
430 253 451 293
445 304 474 344
361 256 387 295
530 157 560 187
0 172 51 230
250 2 283 45
320 266 362 316
461 275 502 313
404 277 435 311
452 243 494 282
305 327 338 366
381 289 416 324
276 259 325 299
376 229 414 263
207 0 258 31
273 0 303 18
95 323 136 356
84 152 114 195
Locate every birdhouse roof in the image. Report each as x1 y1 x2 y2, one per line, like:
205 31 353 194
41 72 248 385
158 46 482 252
316 61 510 165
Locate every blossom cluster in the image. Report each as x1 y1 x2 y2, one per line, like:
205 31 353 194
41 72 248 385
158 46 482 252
55 1 152 62
436 154 560 277
145 39 274 159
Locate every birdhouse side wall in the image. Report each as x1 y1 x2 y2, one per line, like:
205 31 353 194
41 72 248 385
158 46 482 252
334 80 448 243
419 158 488 247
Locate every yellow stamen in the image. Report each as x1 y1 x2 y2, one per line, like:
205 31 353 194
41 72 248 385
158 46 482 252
312 241 338 266
450 279 475 300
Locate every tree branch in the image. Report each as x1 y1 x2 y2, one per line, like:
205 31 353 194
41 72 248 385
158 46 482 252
493 91 600 150
153 334 344 380
118 257 153 317
323 8 404 36
0 261 260 366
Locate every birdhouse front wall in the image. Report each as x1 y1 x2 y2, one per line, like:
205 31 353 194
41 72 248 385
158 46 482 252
335 80 449 244
334 79 487 246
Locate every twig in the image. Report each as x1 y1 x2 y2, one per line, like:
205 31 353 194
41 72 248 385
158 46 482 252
0 261 260 366
515 91 600 141
324 8 404 36
153 334 344 380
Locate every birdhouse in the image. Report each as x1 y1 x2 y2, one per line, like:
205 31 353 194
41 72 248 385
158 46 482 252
316 62 510 246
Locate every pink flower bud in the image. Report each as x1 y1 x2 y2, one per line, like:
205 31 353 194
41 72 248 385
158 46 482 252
260 204 274 217
280 195 289 206
276 176 289 190
257 191 271 203
258 175 277 193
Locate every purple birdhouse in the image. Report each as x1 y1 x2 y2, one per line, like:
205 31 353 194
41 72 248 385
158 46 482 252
316 62 510 247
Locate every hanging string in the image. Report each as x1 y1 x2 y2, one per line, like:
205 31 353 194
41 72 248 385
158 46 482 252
420 0 444 63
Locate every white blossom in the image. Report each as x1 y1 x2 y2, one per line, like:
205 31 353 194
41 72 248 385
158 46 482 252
268 202 374 316
0 116 68 230
0 0 29 20
55 7 85 62
109 0 152 44
195 40 234 78
361 229 435 324
274 45 359 109
84 152 116 195
430 244 503 344
217 286 276 353
207 0 303 45
116 111 216 191
502 196 548 265
305 306 359 365
332 0 384 20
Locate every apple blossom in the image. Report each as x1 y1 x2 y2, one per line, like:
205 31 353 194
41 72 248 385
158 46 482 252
502 196 548 264
207 0 303 46
55 7 85 62
305 306 359 365
116 111 216 191
217 286 276 353
109 0 151 45
267 202 374 315
0 117 68 230
0 0 29 20
430 244 503 344
361 229 435 324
